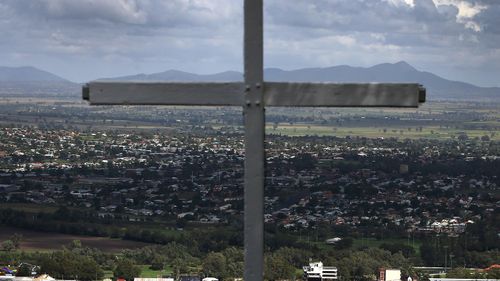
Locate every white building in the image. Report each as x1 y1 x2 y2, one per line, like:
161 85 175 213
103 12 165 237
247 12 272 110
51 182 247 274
303 262 338 281
379 268 401 281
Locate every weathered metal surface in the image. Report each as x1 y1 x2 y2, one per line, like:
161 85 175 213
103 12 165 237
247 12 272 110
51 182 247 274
85 82 244 106
264 82 423 107
243 0 265 281
84 81 426 108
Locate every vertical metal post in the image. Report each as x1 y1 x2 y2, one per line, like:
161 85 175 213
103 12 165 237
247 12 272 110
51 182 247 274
243 0 264 281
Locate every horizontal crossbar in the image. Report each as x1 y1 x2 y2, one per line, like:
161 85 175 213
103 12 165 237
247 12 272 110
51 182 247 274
84 82 245 106
83 81 425 107
265 82 425 107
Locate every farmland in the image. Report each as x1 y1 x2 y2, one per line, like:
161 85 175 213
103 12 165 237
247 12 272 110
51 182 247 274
0 98 497 141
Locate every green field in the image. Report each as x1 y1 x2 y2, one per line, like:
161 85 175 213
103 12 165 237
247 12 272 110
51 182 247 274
352 237 421 252
265 124 499 140
139 265 173 278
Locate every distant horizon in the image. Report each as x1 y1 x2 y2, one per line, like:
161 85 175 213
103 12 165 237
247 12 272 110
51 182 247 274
2 61 498 89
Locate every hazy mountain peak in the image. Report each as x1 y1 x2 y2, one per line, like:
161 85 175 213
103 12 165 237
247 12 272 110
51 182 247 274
371 61 416 72
214 70 242 75
159 69 193 75
95 61 498 100
394 60 416 70
264 67 285 72
0 66 69 82
1 63 497 100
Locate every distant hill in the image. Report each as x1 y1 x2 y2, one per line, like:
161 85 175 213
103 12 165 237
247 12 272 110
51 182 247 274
0 66 79 98
265 61 499 100
103 61 499 100
106 69 243 82
0 66 69 82
0 63 498 100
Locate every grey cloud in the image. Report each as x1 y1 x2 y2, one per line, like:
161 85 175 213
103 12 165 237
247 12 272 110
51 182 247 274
0 0 498 86
263 0 500 70
5 0 241 28
474 4 500 34
266 0 471 39
1 0 242 56
38 0 147 24
263 0 499 86
3 0 145 25
267 0 435 30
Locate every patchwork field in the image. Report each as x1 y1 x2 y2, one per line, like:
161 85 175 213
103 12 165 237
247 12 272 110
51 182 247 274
265 124 499 140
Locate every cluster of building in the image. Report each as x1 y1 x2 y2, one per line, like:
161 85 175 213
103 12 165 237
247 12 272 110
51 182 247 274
0 127 497 234
419 218 475 235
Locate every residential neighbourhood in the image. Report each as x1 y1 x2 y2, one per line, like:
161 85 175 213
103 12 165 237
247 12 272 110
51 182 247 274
0 101 498 281
0 126 497 237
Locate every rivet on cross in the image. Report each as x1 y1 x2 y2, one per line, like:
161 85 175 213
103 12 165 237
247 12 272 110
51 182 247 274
82 1 426 281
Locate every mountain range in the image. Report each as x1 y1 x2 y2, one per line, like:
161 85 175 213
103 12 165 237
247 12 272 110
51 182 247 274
0 66 79 98
0 66 69 82
0 62 498 100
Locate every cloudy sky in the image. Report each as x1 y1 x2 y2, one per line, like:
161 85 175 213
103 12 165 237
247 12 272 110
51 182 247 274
0 0 499 86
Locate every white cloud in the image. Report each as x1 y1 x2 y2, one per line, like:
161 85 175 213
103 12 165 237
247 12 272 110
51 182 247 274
385 0 415 7
433 0 487 31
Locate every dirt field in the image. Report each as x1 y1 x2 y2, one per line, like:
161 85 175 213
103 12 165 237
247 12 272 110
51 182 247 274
0 226 151 253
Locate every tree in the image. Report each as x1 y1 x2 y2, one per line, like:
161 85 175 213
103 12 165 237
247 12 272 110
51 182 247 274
38 250 104 281
221 247 244 278
273 247 311 268
1 240 15 252
68 239 82 250
380 243 415 258
77 257 104 281
11 233 22 249
226 261 244 279
202 252 227 279
114 259 141 281
457 133 468 141
150 255 166 271
171 258 189 279
264 253 296 281
481 135 490 142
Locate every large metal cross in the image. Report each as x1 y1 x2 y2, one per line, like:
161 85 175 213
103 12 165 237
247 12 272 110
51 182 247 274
82 1 425 280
